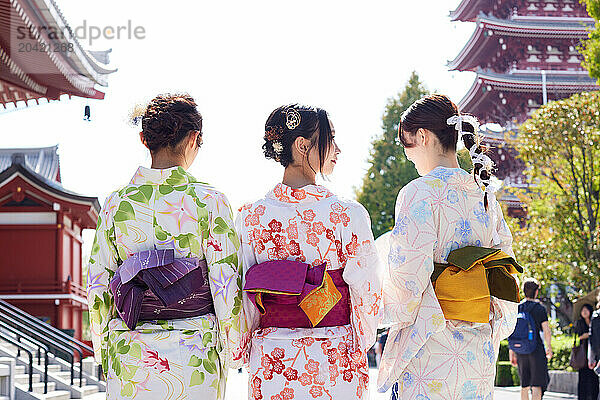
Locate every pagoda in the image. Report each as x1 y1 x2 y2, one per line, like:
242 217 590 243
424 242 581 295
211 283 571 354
450 0 599 215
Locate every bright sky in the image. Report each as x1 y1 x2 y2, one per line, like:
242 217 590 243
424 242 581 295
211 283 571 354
1 0 475 251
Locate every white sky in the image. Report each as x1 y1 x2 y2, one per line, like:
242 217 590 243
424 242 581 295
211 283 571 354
1 0 476 251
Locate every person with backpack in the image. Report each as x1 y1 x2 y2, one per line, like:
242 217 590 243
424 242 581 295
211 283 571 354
509 278 552 400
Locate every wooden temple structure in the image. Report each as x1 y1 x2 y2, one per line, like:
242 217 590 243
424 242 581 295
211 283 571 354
450 0 599 215
0 0 113 341
0 0 115 107
0 148 100 341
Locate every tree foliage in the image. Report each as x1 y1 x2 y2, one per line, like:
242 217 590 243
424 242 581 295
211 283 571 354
510 91 600 297
355 72 427 238
580 0 600 82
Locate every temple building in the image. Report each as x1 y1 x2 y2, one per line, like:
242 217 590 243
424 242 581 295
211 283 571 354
0 147 99 341
0 0 116 107
450 0 599 215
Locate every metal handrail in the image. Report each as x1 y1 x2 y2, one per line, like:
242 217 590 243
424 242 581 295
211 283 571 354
0 321 51 393
0 302 82 386
0 299 93 354
0 331 33 391
0 299 103 382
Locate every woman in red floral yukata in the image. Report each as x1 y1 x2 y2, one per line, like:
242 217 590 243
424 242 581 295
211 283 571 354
236 104 383 400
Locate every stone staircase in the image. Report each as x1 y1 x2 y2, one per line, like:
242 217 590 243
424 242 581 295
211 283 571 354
0 341 105 400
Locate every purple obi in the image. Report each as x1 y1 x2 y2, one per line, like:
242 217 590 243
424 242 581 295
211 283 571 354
109 249 214 330
244 260 350 329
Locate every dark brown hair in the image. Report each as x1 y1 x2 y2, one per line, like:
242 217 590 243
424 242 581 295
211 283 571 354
141 94 202 152
523 278 540 299
263 104 333 173
399 94 492 209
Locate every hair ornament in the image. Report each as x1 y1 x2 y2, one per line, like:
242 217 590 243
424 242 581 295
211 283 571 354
285 108 301 130
272 141 283 155
265 125 284 141
446 114 497 195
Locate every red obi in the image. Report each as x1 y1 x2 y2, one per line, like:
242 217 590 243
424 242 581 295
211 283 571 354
243 260 351 329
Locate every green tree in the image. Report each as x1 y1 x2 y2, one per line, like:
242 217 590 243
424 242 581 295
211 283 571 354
580 0 600 82
355 72 427 238
510 91 600 296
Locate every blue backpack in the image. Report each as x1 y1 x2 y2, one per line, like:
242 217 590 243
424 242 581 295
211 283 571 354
508 302 538 354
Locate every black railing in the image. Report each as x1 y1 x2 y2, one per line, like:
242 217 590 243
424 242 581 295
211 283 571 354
0 331 33 391
0 299 104 383
0 321 50 393
0 301 83 386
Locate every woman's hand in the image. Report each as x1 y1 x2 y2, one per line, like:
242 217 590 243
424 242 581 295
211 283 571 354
580 333 590 340
589 360 598 370
509 349 518 367
546 347 553 360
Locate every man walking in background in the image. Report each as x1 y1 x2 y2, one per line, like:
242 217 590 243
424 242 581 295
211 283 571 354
510 278 553 400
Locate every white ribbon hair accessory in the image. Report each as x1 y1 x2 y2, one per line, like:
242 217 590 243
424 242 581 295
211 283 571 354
447 114 503 246
446 114 497 194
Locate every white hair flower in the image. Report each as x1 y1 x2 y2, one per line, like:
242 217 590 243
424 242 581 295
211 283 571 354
272 141 283 155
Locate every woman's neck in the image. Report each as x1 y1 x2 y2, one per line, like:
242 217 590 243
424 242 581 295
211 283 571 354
151 150 186 170
424 153 460 175
282 165 316 189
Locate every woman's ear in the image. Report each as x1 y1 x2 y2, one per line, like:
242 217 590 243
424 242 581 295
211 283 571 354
417 128 427 146
139 131 149 149
294 136 309 156
187 130 200 150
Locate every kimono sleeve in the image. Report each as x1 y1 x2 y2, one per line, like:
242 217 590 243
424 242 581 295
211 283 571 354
86 192 119 369
341 202 383 353
490 196 519 346
234 207 260 365
203 192 248 369
383 183 437 330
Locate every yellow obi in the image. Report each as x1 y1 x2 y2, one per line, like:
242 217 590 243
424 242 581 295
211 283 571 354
432 246 522 323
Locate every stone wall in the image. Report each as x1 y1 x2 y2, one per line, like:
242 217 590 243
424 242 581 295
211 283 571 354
548 370 578 394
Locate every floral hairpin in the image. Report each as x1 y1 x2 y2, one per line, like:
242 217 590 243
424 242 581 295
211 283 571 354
265 125 284 141
285 108 301 130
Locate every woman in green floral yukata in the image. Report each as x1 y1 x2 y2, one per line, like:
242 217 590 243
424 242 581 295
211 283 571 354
86 94 248 399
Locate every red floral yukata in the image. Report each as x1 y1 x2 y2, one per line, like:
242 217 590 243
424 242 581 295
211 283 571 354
236 183 383 400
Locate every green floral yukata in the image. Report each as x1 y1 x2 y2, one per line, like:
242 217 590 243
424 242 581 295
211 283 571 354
86 166 248 399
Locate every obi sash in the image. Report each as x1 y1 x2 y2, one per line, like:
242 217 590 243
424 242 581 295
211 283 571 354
109 249 214 330
431 246 523 323
243 260 351 329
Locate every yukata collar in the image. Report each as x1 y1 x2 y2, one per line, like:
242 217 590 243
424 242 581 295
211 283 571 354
130 166 198 186
267 183 334 204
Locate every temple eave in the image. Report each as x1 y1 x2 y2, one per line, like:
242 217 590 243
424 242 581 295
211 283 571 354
450 17 591 71
0 0 115 106
449 0 484 21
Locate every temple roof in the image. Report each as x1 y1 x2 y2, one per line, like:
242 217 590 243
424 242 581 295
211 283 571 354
0 0 117 106
450 0 491 22
459 70 599 122
0 146 60 182
0 147 99 227
449 15 594 71
450 0 590 22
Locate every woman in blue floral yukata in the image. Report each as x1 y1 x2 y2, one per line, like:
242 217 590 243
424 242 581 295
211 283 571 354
378 94 521 400
86 94 248 399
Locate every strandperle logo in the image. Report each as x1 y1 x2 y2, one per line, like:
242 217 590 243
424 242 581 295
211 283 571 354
15 19 146 46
